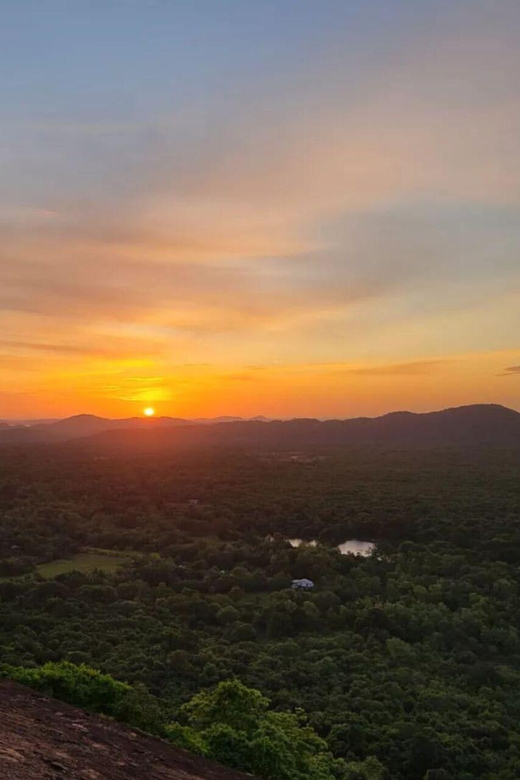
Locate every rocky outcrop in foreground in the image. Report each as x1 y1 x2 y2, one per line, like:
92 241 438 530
0 680 254 780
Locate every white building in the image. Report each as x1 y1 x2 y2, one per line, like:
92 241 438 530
291 578 315 590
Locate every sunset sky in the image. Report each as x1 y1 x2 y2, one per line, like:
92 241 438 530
1 0 520 419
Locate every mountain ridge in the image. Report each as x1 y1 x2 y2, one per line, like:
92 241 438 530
1 403 519 448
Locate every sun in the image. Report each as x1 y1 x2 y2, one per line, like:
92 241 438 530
143 407 155 417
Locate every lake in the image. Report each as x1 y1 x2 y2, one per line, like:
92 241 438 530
287 538 375 556
337 539 375 556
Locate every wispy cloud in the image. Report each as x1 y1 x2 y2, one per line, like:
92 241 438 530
335 360 446 377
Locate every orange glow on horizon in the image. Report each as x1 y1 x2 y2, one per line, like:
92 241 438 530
2 349 520 421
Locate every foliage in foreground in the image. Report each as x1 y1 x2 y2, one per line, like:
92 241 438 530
166 678 351 780
3 661 164 734
3 662 356 780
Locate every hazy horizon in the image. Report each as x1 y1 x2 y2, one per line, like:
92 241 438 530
2 399 520 426
2 1 520 419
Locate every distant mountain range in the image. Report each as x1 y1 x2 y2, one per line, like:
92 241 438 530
0 414 271 443
0 404 519 449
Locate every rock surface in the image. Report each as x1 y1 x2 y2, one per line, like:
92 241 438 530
0 681 254 780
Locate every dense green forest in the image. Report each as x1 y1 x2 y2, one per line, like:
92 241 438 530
2 442 520 778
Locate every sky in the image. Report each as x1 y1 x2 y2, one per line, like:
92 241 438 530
1 0 520 419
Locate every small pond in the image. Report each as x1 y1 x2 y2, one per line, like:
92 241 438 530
287 538 375 556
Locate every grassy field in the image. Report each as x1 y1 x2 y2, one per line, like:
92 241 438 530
36 551 132 579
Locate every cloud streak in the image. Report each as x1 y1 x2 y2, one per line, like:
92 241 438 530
334 360 446 377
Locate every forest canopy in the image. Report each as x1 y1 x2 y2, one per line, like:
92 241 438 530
2 443 520 778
